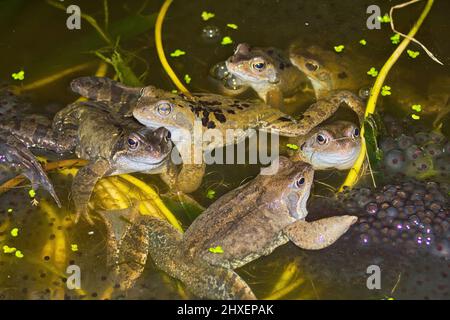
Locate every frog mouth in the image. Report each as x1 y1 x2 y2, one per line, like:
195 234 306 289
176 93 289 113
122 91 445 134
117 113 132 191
303 142 360 170
287 188 310 220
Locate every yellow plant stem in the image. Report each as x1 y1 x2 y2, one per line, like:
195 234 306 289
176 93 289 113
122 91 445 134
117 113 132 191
339 0 435 192
155 0 192 97
119 174 183 232
16 62 94 93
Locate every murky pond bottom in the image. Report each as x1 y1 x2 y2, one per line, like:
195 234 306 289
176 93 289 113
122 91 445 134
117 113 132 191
0 0 449 299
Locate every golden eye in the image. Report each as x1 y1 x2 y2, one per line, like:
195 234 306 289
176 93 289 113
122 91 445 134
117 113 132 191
156 101 173 116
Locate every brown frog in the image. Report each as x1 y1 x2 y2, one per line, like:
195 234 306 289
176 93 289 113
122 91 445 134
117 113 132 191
288 121 362 170
101 157 357 299
289 44 449 122
0 102 172 223
71 77 364 193
225 43 310 108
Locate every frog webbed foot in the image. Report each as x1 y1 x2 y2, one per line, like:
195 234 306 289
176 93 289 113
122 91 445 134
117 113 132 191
284 215 357 250
0 136 61 207
71 159 111 224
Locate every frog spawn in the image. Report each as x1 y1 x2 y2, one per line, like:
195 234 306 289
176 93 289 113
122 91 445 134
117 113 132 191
380 118 449 180
338 180 449 259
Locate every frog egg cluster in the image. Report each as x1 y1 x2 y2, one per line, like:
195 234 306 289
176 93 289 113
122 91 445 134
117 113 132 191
338 180 449 258
379 118 449 180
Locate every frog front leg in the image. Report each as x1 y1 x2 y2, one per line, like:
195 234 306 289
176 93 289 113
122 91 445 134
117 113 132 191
0 136 61 206
283 215 357 250
71 159 111 224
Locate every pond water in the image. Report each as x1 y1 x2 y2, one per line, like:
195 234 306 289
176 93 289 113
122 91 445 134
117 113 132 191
0 0 448 300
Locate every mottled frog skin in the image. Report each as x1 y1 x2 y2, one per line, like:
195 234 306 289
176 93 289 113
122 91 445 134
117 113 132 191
101 157 357 299
0 102 172 223
225 43 309 108
71 77 364 192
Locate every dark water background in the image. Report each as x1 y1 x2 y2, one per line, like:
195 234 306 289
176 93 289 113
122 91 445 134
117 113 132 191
0 0 448 299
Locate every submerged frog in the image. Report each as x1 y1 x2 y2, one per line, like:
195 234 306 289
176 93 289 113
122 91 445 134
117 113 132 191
71 77 364 192
101 157 357 299
225 43 309 108
289 44 450 120
0 102 172 223
288 121 362 170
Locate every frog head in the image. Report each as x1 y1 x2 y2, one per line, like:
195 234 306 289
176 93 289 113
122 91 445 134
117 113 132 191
295 121 361 170
225 43 281 85
260 157 314 220
112 126 172 173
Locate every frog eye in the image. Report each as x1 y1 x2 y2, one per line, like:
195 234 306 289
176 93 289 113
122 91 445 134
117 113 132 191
156 101 173 116
316 134 328 145
353 128 360 138
295 177 306 188
252 61 266 71
127 137 139 150
305 62 319 72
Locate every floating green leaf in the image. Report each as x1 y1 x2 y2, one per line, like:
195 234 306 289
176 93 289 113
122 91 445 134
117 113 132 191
15 250 24 258
184 74 191 84
28 189 36 198
334 45 345 53
381 85 391 96
411 104 422 112
286 143 299 150
367 67 379 77
10 228 19 237
378 14 391 23
11 70 25 81
3 245 16 254
170 49 186 57
221 36 233 45
359 39 367 46
390 34 400 45
411 114 420 120
226 23 238 30
206 189 216 200
407 49 420 58
71 244 79 252
201 11 215 21
209 246 224 254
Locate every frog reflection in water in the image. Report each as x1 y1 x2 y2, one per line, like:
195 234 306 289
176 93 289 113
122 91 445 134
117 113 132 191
0 102 172 223
71 77 363 193
100 157 357 300
225 43 310 109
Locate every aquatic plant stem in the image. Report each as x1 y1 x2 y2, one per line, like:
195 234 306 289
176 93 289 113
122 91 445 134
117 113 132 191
339 0 435 192
155 0 192 97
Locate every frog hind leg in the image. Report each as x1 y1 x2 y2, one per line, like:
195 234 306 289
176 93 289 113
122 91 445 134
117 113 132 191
145 217 256 300
70 76 141 104
283 215 357 250
98 205 148 290
71 159 111 224
0 136 61 207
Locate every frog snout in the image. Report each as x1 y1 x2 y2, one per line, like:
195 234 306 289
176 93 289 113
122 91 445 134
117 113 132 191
154 127 171 143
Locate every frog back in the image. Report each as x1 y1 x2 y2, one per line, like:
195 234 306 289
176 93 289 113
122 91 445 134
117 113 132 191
182 179 293 269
